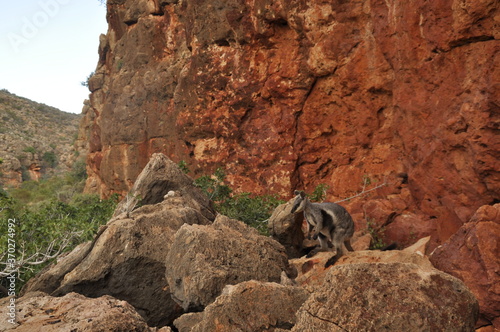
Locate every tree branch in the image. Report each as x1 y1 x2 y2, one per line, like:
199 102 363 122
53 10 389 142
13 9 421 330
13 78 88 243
334 177 388 204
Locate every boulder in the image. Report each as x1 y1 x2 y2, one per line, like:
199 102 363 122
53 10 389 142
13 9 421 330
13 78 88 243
384 213 437 249
165 215 293 311
0 292 171 332
292 263 479 331
268 198 305 258
113 153 215 220
22 154 216 327
179 281 310 332
430 204 500 330
291 249 434 293
402 235 431 256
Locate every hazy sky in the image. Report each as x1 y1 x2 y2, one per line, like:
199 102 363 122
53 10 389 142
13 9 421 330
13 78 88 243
0 0 108 114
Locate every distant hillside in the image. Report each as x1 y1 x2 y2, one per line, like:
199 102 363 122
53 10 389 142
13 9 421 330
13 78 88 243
0 89 82 188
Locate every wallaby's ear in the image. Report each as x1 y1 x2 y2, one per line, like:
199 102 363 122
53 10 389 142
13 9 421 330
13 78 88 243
294 190 306 198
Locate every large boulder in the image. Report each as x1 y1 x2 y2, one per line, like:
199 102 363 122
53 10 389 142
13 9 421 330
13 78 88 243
22 154 216 327
175 281 309 332
292 262 479 331
291 249 434 293
0 292 171 332
113 153 215 220
268 198 305 258
430 204 500 330
165 215 293 311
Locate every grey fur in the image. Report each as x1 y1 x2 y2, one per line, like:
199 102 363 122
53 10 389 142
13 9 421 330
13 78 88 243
291 190 355 267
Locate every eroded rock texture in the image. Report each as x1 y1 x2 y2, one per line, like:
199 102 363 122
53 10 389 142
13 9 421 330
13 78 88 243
165 215 292 311
0 292 171 332
292 262 479 332
175 281 309 332
430 204 500 330
81 0 499 249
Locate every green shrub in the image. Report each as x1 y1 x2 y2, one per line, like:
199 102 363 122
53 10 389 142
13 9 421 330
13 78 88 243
22 146 36 154
71 159 87 182
42 151 58 168
194 168 284 235
177 160 190 174
80 71 95 87
310 183 329 202
0 192 117 293
366 218 386 250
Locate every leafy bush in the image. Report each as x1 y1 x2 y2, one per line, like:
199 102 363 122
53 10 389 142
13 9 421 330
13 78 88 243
366 218 386 250
217 193 284 235
194 168 284 235
309 183 329 202
22 146 36 154
0 161 116 294
0 192 117 293
42 151 58 168
80 71 95 88
70 159 87 182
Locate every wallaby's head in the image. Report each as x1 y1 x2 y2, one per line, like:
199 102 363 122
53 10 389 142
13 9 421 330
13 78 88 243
291 190 307 213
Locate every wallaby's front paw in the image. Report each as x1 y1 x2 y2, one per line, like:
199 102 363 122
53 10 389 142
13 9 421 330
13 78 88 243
306 249 318 258
312 234 318 240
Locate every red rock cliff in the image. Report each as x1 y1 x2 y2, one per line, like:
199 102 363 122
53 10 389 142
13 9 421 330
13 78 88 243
82 0 499 246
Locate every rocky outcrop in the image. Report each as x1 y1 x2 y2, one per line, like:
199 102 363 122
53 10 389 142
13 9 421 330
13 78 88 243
0 292 171 332
291 249 434 293
292 262 479 331
82 0 499 250
430 204 500 330
13 154 482 330
22 154 216 327
268 198 305 258
0 90 81 188
112 153 214 220
175 281 309 332
165 215 293 311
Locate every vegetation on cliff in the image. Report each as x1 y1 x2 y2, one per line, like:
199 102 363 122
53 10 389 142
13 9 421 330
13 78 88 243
0 89 81 189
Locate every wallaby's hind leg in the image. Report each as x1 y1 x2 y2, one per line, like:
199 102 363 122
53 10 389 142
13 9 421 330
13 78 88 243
306 233 329 258
325 232 349 267
325 248 343 267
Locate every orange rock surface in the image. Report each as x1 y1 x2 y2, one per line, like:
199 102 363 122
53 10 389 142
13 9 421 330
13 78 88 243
81 0 499 249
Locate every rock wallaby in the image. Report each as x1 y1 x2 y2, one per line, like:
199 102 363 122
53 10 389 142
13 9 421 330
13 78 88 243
291 190 355 267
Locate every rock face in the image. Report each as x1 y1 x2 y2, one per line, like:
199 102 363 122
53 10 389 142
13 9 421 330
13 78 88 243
82 0 499 248
165 215 292 311
0 292 170 332
430 204 500 330
175 281 309 332
22 154 216 327
292 262 479 332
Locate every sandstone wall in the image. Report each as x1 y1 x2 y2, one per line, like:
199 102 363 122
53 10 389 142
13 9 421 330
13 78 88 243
81 0 499 246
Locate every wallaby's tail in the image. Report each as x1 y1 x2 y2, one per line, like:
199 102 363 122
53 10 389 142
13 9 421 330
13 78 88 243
344 239 354 252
